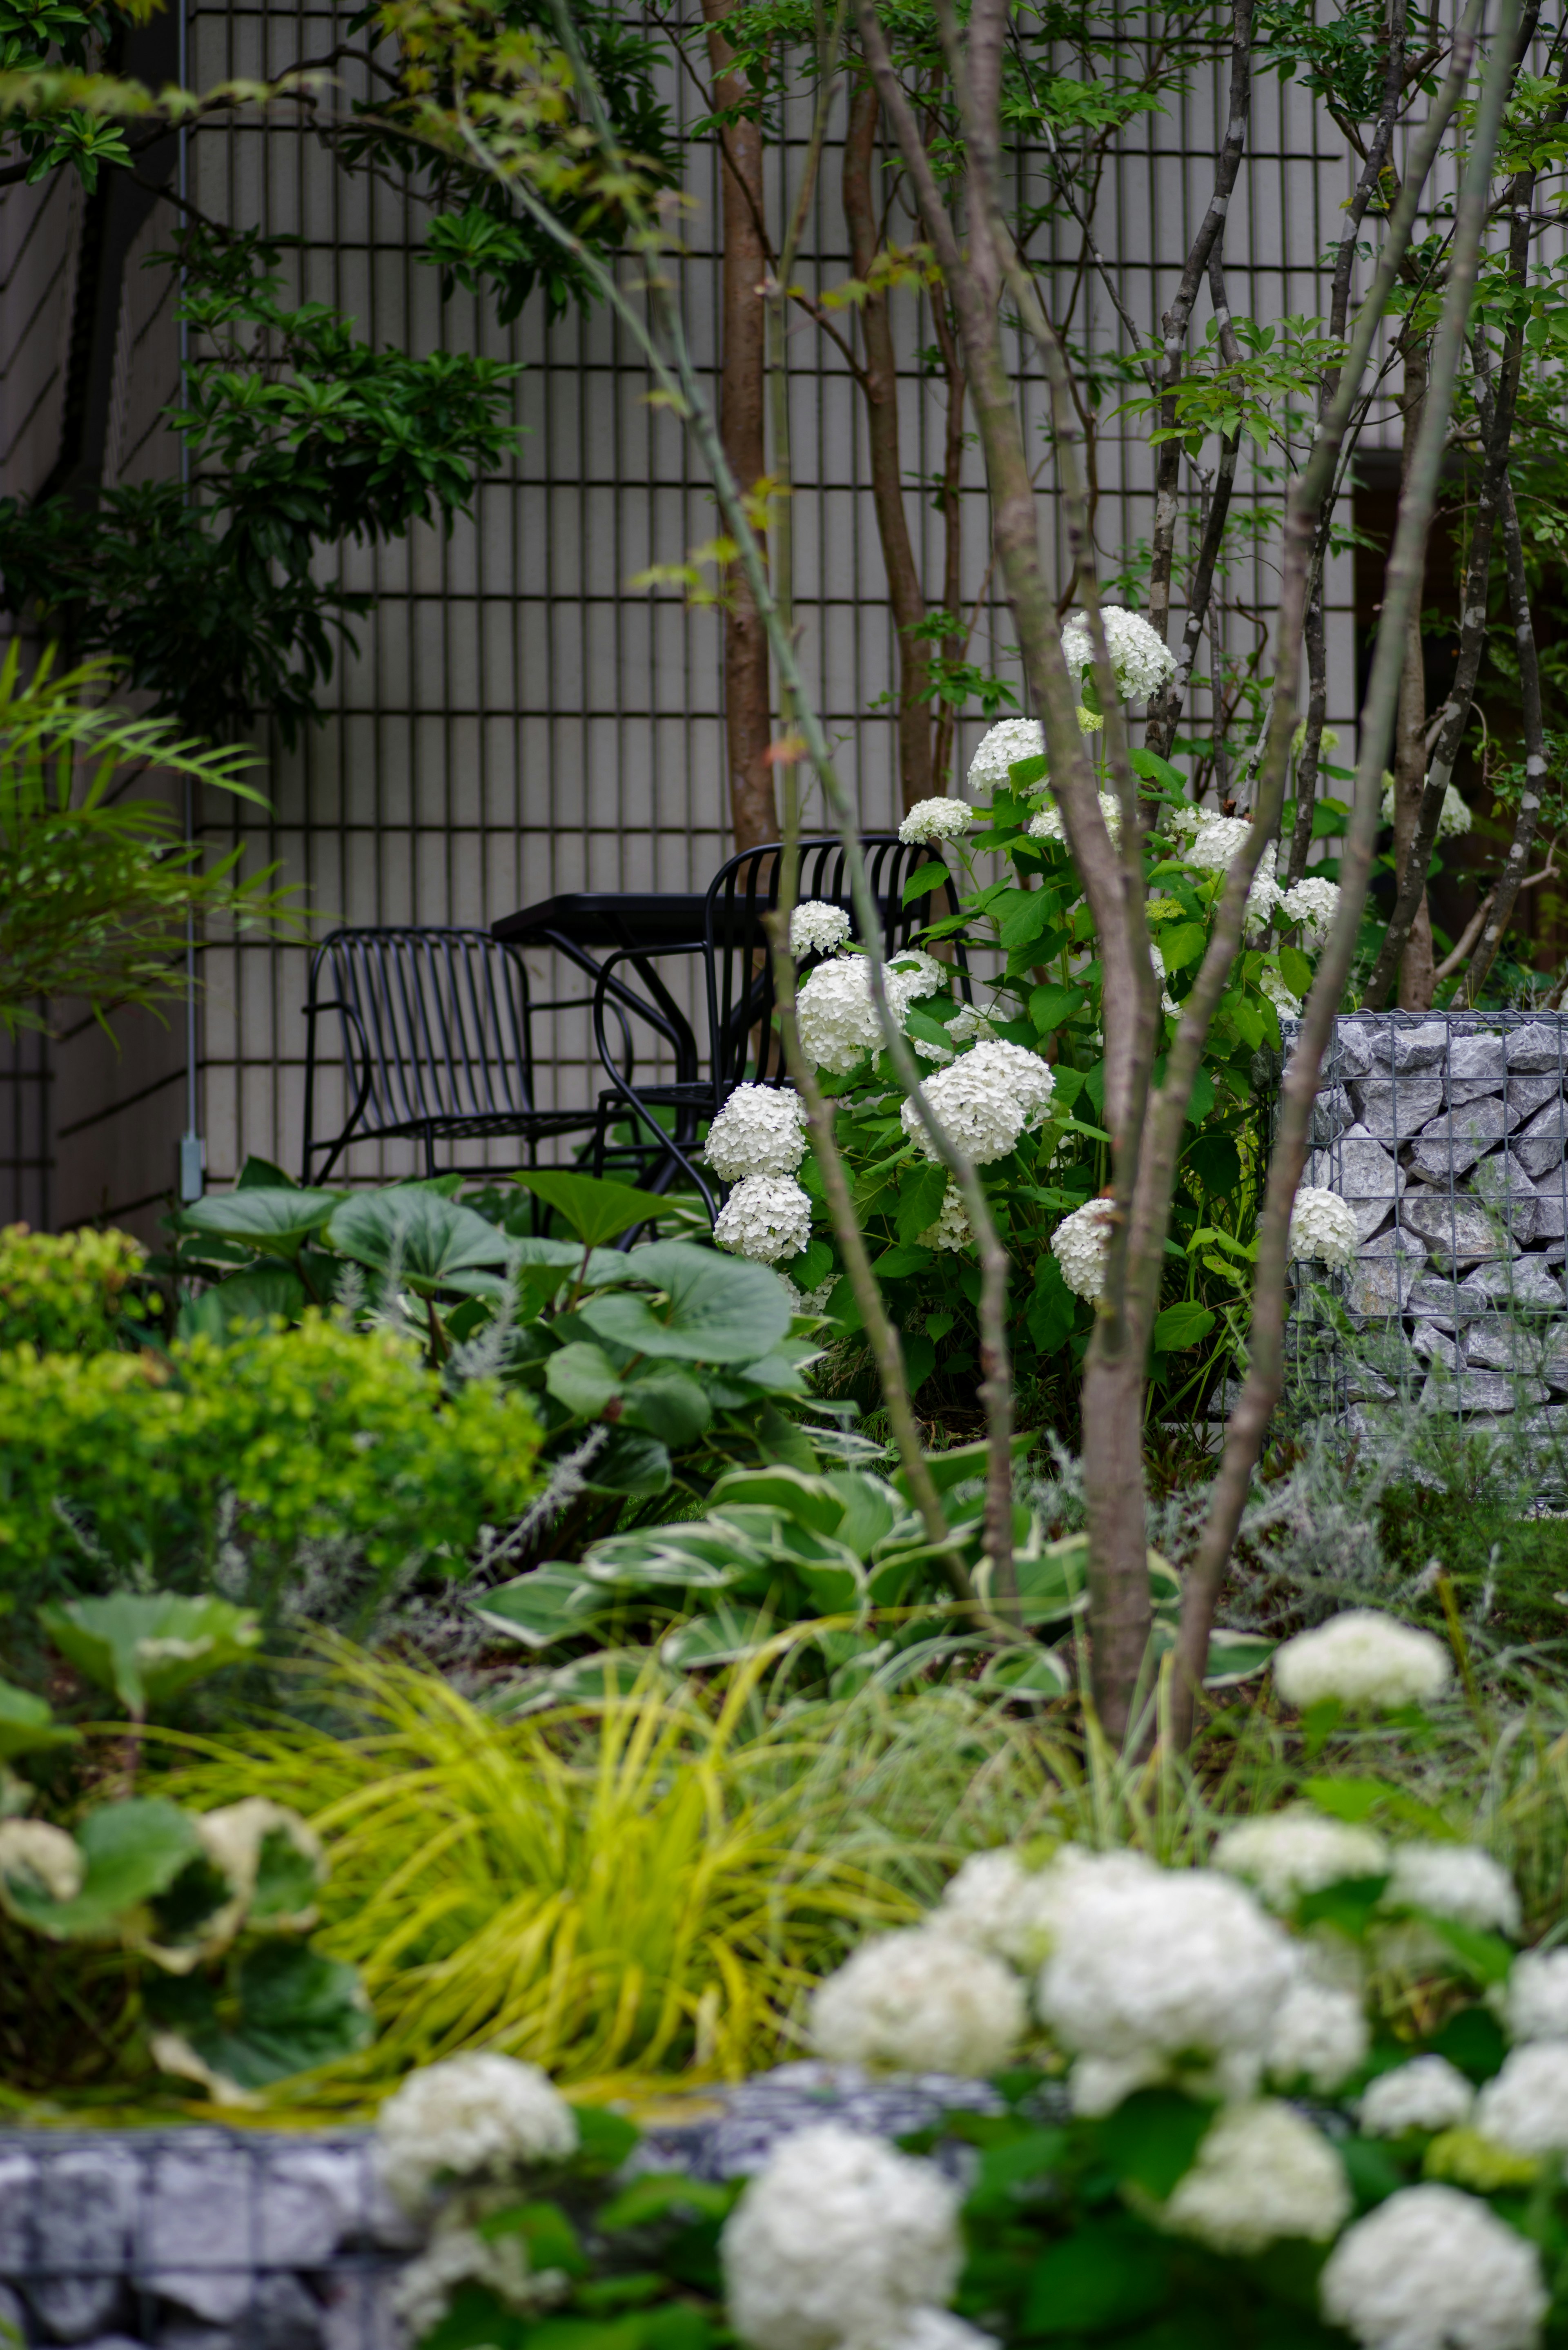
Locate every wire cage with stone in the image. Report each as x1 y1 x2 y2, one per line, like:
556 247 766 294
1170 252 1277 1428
0 2132 412 2350
1283 1010 1568 1427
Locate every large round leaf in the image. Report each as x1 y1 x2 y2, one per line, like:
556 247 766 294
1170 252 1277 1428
40 1593 261 1717
326 1187 514 1294
181 1187 342 1258
2 1799 199 1940
0 1679 76 1761
577 1242 789 1364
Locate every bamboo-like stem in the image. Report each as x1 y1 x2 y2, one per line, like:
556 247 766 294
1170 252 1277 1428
1169 0 1516 1750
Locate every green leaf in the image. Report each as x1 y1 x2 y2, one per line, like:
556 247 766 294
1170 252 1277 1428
236 1156 296 1189
40 1592 261 1717
545 1340 624 1419
1157 920 1208 972
966 2126 1068 2213
0 1679 76 1761
1027 1255 1078 1354
901 859 953 904
1295 1876 1390 1938
998 890 1059 951
598 2174 738 2230
1186 1068 1216 1124
660 1606 777 1669
895 1160 950 1246
568 2105 642 2167
1130 747 1184 790
326 1187 514 1296
180 1186 341 1259
583 1429 671 1496
893 1433 1034 1501
511 1171 671 1249
978 1643 1071 1700
1429 2005 1508 2081
1152 1300 1217 1353
870 1242 934 1280
1201 1628 1279 1686
577 1242 790 1363
2 1798 199 1939
1279 943 1315 997
1184 1132 1242 1199
176 1264 307 1340
418 2285 527 2350
1414 1913 1516 1985
1094 2089 1214 2197
620 1370 713 1447
156 1939 372 2090
470 1567 606 1651
1028 982 1084 1035
1022 2218 1171 2335
708 1465 846 1533
477 2201 587 2277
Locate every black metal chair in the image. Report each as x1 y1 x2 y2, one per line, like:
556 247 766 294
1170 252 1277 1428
301 927 633 1184
588 836 968 1216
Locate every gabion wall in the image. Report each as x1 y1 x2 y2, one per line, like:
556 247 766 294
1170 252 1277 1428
1292 1012 1568 1422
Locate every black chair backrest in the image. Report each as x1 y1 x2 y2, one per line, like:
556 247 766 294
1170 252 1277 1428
310 928 537 1139
704 834 962 1092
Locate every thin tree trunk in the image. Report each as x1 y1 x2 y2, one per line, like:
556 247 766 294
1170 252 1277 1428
1466 484 1546 995
1287 584 1327 883
1394 325 1436 1008
702 0 776 850
842 79 934 809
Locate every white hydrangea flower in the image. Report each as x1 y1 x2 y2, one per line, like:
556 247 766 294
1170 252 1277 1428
884 2313 999 2350
1262 965 1302 1021
795 952 943 1074
900 1040 1055 1166
1060 606 1176 704
1051 1196 1116 1302
789 900 852 959
1280 874 1341 945
1474 2043 1568 2154
1036 1862 1297 2078
1213 1809 1388 1911
1359 2056 1477 2138
1503 1949 1568 2042
936 1845 1153 1972
706 1083 808 1180
777 1270 835 1316
392 2194 570 2338
721 2123 962 2350
1266 1976 1369 2092
918 1184 972 1253
376 2053 579 2212
967 718 1044 796
810 1927 1027 2077
1148 939 1180 1017
1380 776 1472 841
1320 2184 1547 2350
1273 1611 1452 1711
1167 800 1206 841
1184 814 1252 872
715 1173 813 1264
899 797 973 845
1383 1844 1521 1937
1159 2100 1351 2256
0 1819 83 1906
1287 1184 1360 1273
1244 841 1285 938
1027 790 1122 845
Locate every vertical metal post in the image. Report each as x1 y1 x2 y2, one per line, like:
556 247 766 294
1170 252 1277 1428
176 0 203 1205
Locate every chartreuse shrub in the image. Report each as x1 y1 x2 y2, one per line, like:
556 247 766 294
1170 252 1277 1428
0 1222 156 1352
0 1314 542 1639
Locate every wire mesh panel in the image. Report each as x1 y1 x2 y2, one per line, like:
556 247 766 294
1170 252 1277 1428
0 2131 411 2350
1285 1012 1568 1427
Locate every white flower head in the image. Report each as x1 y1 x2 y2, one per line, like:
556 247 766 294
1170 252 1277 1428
1262 965 1302 1021
1280 875 1341 945
1036 1862 1297 2075
1051 1196 1116 1302
1359 2056 1477 2138
1474 2042 1568 2155
1158 2100 1351 2256
1266 1975 1369 2092
706 1083 808 1181
1383 1844 1521 1936
1213 1808 1389 1911
1273 1611 1452 1711
795 952 943 1075
899 797 973 846
967 718 1045 796
1504 1948 1568 2043
721 2123 962 2350
715 1173 813 1264
789 901 852 959
1184 814 1252 872
392 2193 570 2339
937 1844 1151 1972
375 2053 579 2213
0 1819 83 1906
810 1926 1027 2077
918 1184 972 1253
1381 778 1472 841
1060 606 1176 704
1320 2184 1547 2350
1288 1184 1361 1273
900 1040 1055 1166
1027 790 1122 845
884 2315 999 2350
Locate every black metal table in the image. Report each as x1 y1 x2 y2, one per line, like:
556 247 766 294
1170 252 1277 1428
491 892 708 1084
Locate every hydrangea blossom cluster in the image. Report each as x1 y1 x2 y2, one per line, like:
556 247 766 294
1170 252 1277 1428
796 950 944 1074
966 718 1045 796
1158 2099 1351 2254
1384 1843 1520 1936
376 2052 579 2214
706 1083 808 1181
1050 1196 1116 1301
1279 874 1341 944
1212 1808 1388 1911
789 900 852 959
1287 1184 1361 1272
394 2193 570 2339
1272 1610 1452 1711
1359 2056 1477 2138
809 1926 1027 2077
1262 966 1302 1021
715 1173 813 1264
1473 2043 1568 2155
1381 774 1473 840
918 1184 972 1253
1320 2184 1546 2350
1059 606 1177 703
898 797 973 845
1265 1976 1369 2092
721 2123 967 2350
1504 1948 1568 2043
900 1040 1056 1165
1027 790 1122 845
